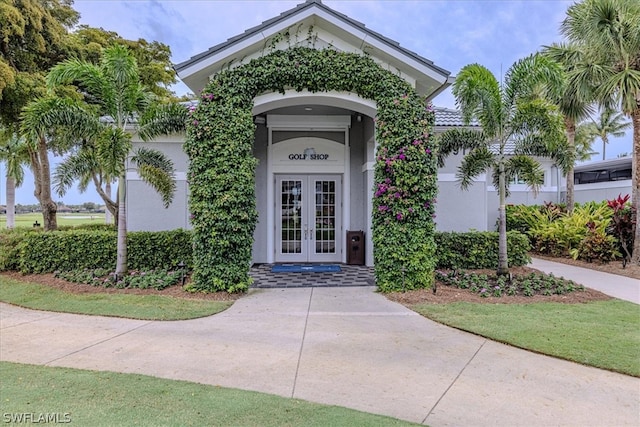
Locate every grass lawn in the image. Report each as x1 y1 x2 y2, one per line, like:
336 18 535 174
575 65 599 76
0 212 108 228
0 276 232 320
0 362 415 427
412 300 640 377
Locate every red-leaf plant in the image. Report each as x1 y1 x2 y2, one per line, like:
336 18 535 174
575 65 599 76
607 194 636 268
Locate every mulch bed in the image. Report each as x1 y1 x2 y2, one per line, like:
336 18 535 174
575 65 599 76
386 266 613 306
2 264 617 306
1 271 241 302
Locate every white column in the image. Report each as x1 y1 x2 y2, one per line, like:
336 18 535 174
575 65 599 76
266 128 275 264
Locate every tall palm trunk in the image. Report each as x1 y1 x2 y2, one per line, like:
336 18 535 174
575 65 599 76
601 136 608 160
115 173 127 277
631 107 640 265
565 117 576 213
32 136 57 230
105 181 114 225
5 177 16 229
497 161 509 276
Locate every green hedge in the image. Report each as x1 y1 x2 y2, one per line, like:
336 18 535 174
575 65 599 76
15 229 193 274
127 230 192 271
0 229 37 271
435 231 531 269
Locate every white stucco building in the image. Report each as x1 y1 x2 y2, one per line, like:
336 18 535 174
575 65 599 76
126 0 632 266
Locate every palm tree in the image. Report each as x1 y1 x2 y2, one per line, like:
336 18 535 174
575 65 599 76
560 0 640 263
0 128 29 228
20 97 88 231
543 43 595 213
574 122 599 161
52 102 188 227
438 54 569 276
585 107 631 160
22 45 183 276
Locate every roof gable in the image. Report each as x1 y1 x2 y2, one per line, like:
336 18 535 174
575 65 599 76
175 0 452 99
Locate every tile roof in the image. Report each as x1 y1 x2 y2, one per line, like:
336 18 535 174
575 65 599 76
433 107 480 128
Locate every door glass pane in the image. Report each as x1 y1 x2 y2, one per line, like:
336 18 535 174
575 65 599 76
314 180 336 254
281 180 302 254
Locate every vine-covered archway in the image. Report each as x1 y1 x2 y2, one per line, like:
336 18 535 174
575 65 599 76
184 47 438 292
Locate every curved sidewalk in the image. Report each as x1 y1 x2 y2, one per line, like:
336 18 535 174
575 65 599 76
530 257 640 304
1 286 639 426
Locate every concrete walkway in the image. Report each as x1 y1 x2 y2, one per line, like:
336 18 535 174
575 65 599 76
531 257 640 304
1 282 639 426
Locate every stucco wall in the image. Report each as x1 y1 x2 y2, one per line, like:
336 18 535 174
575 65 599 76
435 181 487 232
127 137 189 232
574 180 632 204
127 180 189 231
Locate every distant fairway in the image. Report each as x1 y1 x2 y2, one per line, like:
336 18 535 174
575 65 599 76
1 213 109 228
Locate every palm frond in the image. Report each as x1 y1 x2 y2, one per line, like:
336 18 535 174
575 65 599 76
504 155 545 196
20 97 103 147
53 150 100 196
96 127 132 176
436 128 488 167
457 146 495 191
131 147 176 177
132 147 176 208
138 103 189 141
452 64 502 136
505 53 565 108
596 68 640 115
0 131 29 186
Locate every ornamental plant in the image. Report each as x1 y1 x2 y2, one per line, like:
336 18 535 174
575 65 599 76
185 47 438 292
606 194 636 266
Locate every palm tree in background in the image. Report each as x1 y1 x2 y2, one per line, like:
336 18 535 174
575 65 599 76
438 54 570 276
22 45 186 276
0 128 30 228
560 0 640 263
543 43 595 213
585 107 631 160
574 122 599 161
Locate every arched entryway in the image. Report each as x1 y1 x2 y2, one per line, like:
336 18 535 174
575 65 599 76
252 91 377 265
185 47 437 293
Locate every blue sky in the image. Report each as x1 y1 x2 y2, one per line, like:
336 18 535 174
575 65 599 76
1 0 633 205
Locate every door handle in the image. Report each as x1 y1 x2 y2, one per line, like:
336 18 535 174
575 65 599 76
304 224 308 240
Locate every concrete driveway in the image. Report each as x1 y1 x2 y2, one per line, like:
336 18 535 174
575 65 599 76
1 286 638 426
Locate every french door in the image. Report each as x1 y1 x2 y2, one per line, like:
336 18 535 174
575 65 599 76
276 175 342 262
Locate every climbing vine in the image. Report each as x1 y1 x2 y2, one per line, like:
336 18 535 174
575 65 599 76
184 47 437 292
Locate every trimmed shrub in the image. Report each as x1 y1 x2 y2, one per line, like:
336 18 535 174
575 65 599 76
16 229 193 274
435 231 531 269
19 230 117 273
0 228 40 271
128 230 193 271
